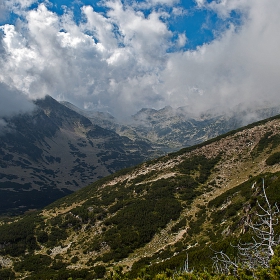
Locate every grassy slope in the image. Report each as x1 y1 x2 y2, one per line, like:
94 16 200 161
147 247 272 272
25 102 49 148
1 115 280 279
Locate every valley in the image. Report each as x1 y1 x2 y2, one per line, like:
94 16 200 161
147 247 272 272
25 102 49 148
2 96 279 215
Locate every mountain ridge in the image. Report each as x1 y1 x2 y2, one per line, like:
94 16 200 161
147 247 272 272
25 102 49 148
62 100 280 151
1 112 280 279
0 96 161 215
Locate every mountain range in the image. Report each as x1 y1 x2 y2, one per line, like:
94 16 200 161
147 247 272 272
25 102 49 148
1 96 280 215
1 112 280 279
62 101 280 150
0 96 160 215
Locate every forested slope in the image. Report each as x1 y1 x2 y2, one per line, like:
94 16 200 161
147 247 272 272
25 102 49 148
1 114 280 279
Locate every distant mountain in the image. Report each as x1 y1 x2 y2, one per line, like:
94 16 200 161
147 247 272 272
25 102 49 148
60 101 118 132
130 104 280 149
1 113 280 279
62 101 280 151
60 101 151 148
0 96 161 215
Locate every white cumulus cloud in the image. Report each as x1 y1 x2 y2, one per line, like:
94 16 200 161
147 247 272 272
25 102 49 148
0 0 279 118
160 0 280 115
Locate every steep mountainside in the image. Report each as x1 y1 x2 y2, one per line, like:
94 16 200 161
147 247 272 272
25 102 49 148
0 96 161 215
62 101 280 151
1 114 280 279
60 101 119 133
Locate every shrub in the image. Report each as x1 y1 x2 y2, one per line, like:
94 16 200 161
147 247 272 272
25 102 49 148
266 152 280 166
93 265 106 278
37 231 48 243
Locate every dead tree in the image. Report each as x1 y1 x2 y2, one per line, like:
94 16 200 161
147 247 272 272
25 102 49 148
212 179 280 275
173 253 193 279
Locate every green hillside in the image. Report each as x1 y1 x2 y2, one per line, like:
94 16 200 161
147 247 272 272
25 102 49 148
1 114 280 279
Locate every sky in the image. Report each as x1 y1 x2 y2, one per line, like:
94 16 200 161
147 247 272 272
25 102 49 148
0 0 280 119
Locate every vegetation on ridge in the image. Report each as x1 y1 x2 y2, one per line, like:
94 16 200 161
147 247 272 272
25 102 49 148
1 115 280 279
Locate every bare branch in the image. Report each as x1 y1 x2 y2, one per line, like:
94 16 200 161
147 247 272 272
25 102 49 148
212 179 280 274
